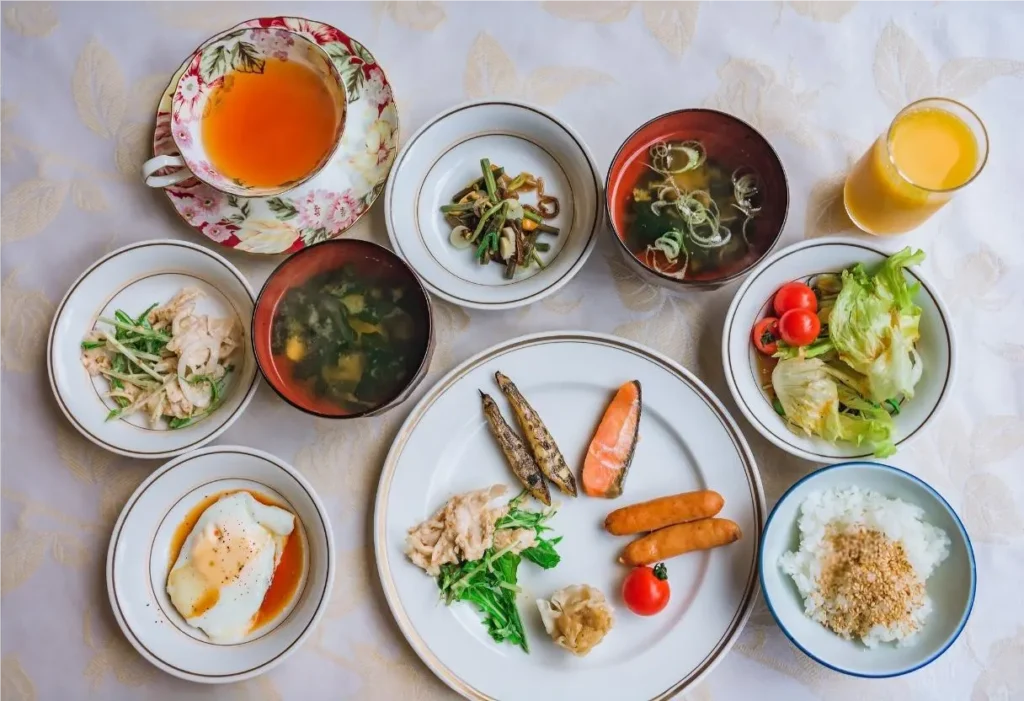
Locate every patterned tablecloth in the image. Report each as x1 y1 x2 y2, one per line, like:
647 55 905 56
2 2 1023 700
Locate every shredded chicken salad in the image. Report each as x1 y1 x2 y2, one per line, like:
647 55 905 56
80 287 242 429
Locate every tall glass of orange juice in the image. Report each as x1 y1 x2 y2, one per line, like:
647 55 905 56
844 97 988 236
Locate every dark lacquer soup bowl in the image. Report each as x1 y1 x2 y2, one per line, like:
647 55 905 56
606 109 789 290
252 239 434 418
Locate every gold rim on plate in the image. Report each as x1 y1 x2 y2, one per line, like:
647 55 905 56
373 331 766 701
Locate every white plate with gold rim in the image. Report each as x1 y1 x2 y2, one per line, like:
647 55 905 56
107 445 335 683
385 100 602 310
47 240 259 459
374 331 765 701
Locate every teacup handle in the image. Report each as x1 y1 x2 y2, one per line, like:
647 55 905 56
142 155 192 188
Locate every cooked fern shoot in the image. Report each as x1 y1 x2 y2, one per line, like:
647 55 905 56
442 158 561 278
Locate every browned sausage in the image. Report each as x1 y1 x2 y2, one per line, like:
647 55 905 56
604 490 724 535
619 518 742 566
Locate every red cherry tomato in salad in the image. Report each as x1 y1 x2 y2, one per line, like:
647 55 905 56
622 563 670 616
773 282 817 316
752 317 780 355
778 308 821 347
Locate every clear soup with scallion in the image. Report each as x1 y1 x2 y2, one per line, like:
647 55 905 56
623 138 765 281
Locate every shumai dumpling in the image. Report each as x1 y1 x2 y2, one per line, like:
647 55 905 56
536 584 614 656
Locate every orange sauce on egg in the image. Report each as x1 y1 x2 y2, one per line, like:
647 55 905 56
169 489 306 632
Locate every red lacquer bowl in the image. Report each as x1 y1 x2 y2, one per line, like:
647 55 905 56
606 109 789 289
252 239 434 418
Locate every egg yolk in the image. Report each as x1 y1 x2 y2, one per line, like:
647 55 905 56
191 523 260 588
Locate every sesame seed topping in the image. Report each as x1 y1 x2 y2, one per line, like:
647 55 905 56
816 524 925 640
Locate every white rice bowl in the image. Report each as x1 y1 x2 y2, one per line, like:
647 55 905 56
780 486 950 648
760 462 975 677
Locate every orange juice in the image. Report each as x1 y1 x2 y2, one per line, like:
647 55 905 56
202 57 341 190
844 98 986 235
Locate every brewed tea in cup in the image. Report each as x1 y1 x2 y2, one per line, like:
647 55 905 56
142 27 346 197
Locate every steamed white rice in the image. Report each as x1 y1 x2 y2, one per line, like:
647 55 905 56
779 485 951 647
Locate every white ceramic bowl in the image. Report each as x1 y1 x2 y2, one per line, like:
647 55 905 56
760 461 975 678
385 99 602 310
106 445 335 683
47 239 259 459
722 237 955 462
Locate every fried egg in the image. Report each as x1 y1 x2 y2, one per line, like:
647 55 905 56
166 491 295 643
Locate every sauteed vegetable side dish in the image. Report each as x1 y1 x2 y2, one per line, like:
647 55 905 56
442 158 561 278
269 265 428 413
752 248 927 457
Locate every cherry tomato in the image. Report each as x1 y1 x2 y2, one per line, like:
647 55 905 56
773 281 817 316
622 563 670 616
752 317 780 355
778 308 821 347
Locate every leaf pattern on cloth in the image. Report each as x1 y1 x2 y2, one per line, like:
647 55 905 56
542 1 699 56
0 656 35 701
787 1 856 22
82 608 155 689
874 20 1024 112
1 179 69 243
3 2 57 37
804 173 856 239
464 32 613 104
933 237 1011 316
0 270 54 373
705 58 820 149
0 529 48 596
72 38 126 139
971 627 1024 701
321 643 455 700
373 1 447 31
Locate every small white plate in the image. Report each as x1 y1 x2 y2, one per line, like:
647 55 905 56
107 445 335 683
385 100 602 310
722 237 955 462
375 331 765 701
760 461 975 677
47 240 259 459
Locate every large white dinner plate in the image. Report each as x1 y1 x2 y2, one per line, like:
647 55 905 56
107 445 335 683
385 100 602 310
375 332 765 701
721 238 955 463
47 240 259 459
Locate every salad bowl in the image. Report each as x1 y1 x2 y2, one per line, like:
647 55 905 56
722 238 955 463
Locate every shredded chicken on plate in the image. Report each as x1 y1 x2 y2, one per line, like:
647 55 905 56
81 287 241 428
405 485 538 576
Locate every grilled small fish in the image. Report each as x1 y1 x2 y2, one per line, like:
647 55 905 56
481 391 551 506
494 371 578 497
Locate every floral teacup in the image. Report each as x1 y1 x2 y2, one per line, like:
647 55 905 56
142 27 346 198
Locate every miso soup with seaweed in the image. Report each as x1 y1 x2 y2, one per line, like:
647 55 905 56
624 139 765 281
269 264 429 413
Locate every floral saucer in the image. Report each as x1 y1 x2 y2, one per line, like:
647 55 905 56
152 17 399 254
